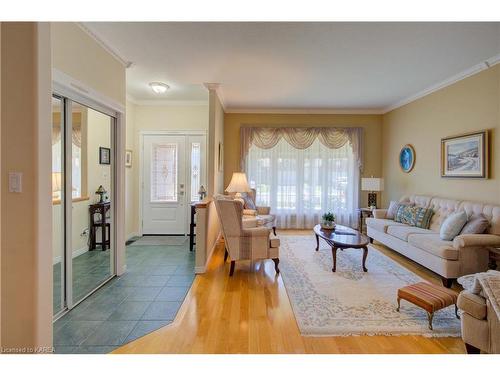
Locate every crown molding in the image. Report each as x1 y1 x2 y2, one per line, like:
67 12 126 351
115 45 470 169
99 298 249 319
77 23 132 68
204 82 227 111
224 107 384 115
126 96 208 107
382 53 500 114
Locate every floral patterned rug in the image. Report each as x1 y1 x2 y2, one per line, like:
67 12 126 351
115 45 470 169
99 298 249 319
280 235 461 337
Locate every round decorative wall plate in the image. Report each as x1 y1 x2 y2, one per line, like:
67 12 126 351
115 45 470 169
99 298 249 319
399 144 415 173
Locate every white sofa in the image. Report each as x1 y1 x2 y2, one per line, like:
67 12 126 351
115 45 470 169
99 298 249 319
366 195 500 287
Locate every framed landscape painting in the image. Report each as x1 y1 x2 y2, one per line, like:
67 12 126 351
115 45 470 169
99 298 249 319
441 130 488 178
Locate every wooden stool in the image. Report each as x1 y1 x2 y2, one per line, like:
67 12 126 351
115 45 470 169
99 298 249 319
397 282 459 330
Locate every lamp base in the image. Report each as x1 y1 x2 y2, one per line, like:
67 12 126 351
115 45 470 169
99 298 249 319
368 192 377 208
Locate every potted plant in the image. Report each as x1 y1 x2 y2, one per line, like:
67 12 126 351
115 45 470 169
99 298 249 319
321 212 336 230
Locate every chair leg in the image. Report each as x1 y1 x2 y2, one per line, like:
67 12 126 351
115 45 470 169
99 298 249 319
273 226 277 236
441 277 455 288
464 343 480 354
229 260 235 276
224 248 228 262
273 258 280 274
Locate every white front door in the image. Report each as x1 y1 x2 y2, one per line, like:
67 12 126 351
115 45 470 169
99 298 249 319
143 135 187 234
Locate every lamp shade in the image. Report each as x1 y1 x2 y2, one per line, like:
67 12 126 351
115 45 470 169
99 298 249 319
225 172 251 193
361 177 384 192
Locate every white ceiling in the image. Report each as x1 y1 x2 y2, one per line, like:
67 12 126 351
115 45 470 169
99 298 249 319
83 22 500 111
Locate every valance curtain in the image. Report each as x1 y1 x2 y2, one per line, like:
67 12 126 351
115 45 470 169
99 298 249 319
52 123 82 147
240 126 363 172
242 126 363 229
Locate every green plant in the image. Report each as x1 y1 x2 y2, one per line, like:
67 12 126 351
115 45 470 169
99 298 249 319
322 212 336 222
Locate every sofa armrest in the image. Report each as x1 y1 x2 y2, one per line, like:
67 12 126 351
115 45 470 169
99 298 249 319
373 209 388 219
242 209 257 216
257 206 271 215
453 234 500 249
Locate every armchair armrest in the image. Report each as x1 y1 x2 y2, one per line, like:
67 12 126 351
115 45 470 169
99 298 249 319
257 206 271 215
243 209 257 216
242 226 271 238
453 234 500 249
373 209 388 219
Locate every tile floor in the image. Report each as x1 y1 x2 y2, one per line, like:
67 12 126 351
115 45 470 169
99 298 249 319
53 237 195 354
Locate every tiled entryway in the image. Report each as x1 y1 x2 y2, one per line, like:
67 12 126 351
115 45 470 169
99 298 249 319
53 237 195 354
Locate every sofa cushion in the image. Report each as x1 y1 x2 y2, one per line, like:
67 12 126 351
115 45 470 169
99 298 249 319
460 214 489 235
459 201 500 236
394 205 434 229
428 197 461 232
242 193 257 210
386 225 435 241
407 233 458 260
440 211 468 240
457 291 487 320
386 201 400 219
366 218 406 233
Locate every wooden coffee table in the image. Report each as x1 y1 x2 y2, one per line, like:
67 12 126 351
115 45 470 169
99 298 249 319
313 224 370 272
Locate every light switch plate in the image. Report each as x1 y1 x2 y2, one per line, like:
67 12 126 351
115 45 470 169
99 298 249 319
9 172 22 193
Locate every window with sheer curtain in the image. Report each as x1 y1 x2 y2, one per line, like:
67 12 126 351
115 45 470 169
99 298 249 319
246 137 359 229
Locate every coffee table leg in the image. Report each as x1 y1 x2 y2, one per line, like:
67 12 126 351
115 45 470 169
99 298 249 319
331 246 337 272
315 233 319 251
362 246 368 272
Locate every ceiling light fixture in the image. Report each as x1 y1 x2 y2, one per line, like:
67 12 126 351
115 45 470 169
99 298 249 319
149 82 170 94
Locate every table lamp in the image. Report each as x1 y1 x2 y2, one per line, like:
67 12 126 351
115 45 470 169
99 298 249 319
225 172 251 203
361 177 384 209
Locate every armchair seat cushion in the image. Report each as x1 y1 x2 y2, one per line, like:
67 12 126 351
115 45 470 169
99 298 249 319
407 234 458 260
458 291 487 320
386 225 434 241
366 218 406 233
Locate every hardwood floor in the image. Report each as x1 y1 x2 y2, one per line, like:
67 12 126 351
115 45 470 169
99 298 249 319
113 230 465 354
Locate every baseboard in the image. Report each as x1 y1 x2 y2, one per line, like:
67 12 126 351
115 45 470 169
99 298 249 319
127 232 140 241
52 246 88 265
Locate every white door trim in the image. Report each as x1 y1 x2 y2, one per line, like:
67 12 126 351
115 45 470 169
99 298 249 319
138 130 207 237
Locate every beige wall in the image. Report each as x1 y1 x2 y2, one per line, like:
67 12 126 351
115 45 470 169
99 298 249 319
382 65 500 206
126 103 209 236
1 23 52 350
208 91 224 196
224 113 383 207
51 23 126 106
125 101 138 238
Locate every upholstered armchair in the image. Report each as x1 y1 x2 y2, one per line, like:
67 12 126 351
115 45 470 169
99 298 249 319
214 196 280 276
241 188 277 235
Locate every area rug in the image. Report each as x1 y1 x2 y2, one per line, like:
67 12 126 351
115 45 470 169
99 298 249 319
128 236 187 246
279 235 461 337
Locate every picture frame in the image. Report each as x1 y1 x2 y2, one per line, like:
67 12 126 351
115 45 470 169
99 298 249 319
99 147 111 165
399 144 415 173
441 130 489 179
125 149 133 168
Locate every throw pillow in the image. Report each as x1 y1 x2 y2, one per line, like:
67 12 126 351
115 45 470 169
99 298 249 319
242 193 257 210
386 201 399 219
394 205 433 228
460 213 489 235
440 211 468 241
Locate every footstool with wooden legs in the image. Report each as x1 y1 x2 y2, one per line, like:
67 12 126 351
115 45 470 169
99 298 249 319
396 282 460 330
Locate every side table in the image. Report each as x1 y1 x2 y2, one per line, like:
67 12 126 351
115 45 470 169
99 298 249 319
358 208 373 234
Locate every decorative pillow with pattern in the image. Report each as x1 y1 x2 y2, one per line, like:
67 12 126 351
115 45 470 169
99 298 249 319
394 205 434 229
242 193 257 210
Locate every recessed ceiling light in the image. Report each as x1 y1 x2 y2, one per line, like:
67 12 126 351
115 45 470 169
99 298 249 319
149 82 170 94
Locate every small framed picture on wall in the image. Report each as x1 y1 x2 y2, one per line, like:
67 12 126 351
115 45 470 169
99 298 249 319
125 150 133 168
99 147 111 165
